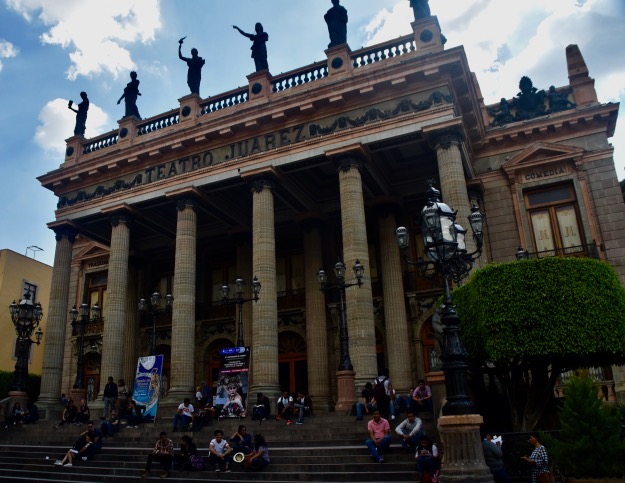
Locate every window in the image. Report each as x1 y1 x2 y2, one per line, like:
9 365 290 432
525 184 584 256
87 272 107 319
22 281 37 302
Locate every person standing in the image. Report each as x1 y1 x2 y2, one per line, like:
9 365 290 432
521 432 552 483
373 368 394 420
102 376 118 418
324 0 348 48
178 38 205 95
233 23 269 72
395 411 424 453
68 91 89 136
141 431 174 479
365 410 391 463
482 431 512 483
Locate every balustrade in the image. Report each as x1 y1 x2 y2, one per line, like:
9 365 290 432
351 35 416 68
200 87 249 115
137 110 180 136
82 131 118 154
272 60 328 93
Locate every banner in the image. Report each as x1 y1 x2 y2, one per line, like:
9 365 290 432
132 355 164 421
214 347 249 417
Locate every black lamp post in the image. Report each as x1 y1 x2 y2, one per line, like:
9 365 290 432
396 183 484 415
221 276 261 347
9 293 44 393
138 290 173 356
69 301 101 389
317 259 364 371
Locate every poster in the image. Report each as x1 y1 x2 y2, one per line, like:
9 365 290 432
214 347 249 417
132 355 164 421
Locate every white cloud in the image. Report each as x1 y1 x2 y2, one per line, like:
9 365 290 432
7 0 162 80
34 98 109 156
0 38 19 72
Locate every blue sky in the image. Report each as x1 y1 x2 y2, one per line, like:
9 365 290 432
1 0 623 267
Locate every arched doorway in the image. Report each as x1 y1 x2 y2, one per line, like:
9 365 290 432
278 331 307 393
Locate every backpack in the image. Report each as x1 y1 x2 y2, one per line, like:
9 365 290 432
372 377 389 403
190 454 204 470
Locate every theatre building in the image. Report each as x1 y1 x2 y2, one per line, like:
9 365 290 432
36 13 625 416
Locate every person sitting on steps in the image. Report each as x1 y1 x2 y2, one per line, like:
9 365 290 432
276 390 293 424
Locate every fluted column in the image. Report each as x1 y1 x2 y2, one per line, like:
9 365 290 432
37 226 76 418
250 179 280 397
169 199 197 401
432 128 476 254
303 220 332 410
336 153 377 385
98 214 131 401
377 209 412 393
122 261 139 384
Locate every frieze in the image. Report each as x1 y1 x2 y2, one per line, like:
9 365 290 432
58 89 453 209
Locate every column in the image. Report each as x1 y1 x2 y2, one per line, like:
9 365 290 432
377 208 412 394
432 128 476 254
98 214 131 402
250 178 280 397
169 199 197 401
335 152 377 385
122 261 139 384
37 226 76 418
303 219 332 410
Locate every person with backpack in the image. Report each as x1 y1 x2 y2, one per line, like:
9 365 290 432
373 368 394 420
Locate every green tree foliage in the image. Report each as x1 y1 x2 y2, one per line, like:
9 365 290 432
544 372 625 477
0 370 41 402
452 257 625 431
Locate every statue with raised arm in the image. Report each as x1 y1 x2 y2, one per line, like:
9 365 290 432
324 0 348 48
178 37 205 96
233 23 269 72
68 91 89 136
117 71 141 119
410 0 431 20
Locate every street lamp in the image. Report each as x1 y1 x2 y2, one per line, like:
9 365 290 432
69 301 101 389
9 293 44 393
138 290 173 356
396 182 484 415
317 259 364 371
221 276 261 347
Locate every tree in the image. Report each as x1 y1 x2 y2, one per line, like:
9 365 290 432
451 257 625 431
544 372 625 477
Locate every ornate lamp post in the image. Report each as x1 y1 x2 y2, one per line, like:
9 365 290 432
396 182 493 483
69 302 100 390
221 276 261 347
317 259 364 411
138 290 173 356
9 293 44 399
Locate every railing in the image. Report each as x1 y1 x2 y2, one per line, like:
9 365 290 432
516 242 600 261
351 34 416 68
137 109 180 136
272 60 329 93
200 86 249 115
82 130 118 154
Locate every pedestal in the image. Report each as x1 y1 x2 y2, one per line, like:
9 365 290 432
7 391 28 411
437 414 494 483
334 369 356 412
69 388 87 405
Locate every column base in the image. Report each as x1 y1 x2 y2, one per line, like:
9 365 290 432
334 370 356 413
437 414 494 483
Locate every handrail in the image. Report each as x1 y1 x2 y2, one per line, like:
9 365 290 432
137 109 180 136
272 59 329 93
200 86 249 116
82 130 119 155
351 34 416 68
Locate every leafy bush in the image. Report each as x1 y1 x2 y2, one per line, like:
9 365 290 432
544 372 625 477
0 370 41 403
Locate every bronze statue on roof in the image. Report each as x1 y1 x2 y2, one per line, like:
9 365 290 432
178 37 205 96
233 23 269 72
324 0 348 49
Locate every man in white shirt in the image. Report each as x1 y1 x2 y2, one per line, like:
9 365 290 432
276 391 294 424
173 398 194 432
395 411 424 453
208 429 233 472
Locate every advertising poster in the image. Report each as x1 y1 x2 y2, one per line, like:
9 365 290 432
214 347 249 417
132 355 164 421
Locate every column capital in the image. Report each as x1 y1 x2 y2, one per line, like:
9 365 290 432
429 127 465 150
250 177 276 193
110 213 133 228
333 152 365 173
176 198 197 212
51 224 78 243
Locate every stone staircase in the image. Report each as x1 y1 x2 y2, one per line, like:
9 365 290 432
0 412 436 482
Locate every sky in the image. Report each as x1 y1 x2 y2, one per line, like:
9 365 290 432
0 0 623 267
